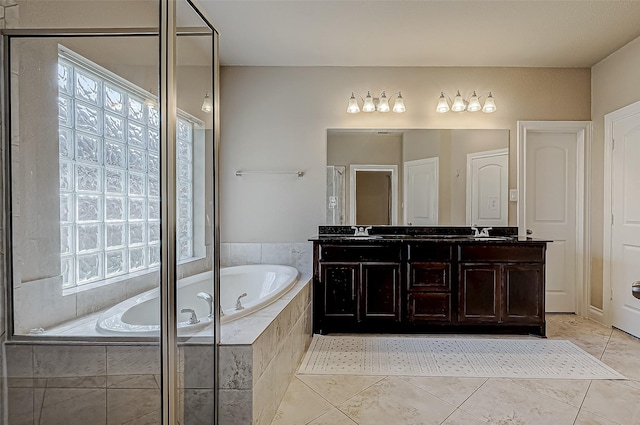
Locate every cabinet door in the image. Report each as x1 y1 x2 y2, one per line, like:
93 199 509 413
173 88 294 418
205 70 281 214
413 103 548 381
459 264 501 322
319 263 359 319
361 263 401 322
504 264 544 322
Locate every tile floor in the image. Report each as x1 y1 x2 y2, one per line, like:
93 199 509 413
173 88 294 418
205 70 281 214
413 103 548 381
271 314 640 425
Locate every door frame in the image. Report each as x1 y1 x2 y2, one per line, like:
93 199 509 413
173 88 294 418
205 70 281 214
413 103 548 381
403 157 439 226
517 121 591 317
349 164 398 225
603 100 640 327
466 148 509 226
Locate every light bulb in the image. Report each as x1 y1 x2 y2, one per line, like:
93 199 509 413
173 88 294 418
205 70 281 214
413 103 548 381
482 92 496 113
467 91 481 112
392 92 406 113
451 90 466 112
362 91 376 112
436 92 450 113
377 91 390 112
346 93 360 113
201 92 213 113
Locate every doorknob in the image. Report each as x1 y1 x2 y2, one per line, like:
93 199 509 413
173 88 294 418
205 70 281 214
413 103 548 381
633 281 640 300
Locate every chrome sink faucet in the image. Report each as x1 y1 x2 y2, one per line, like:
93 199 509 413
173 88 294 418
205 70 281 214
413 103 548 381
351 226 372 236
480 227 492 237
471 226 492 237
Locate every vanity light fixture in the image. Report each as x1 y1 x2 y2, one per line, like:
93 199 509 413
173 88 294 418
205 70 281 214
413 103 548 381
436 91 496 113
201 92 213 113
347 91 406 114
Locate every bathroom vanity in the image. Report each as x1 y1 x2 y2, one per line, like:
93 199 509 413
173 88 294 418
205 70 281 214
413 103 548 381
310 226 548 336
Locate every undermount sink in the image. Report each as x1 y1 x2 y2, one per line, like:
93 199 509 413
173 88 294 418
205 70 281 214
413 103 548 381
471 236 511 241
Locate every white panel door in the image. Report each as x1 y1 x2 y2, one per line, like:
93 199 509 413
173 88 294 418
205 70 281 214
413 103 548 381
404 157 438 225
610 109 640 338
467 149 508 226
526 132 577 313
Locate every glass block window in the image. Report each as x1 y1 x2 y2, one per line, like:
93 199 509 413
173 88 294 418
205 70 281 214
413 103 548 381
58 49 195 288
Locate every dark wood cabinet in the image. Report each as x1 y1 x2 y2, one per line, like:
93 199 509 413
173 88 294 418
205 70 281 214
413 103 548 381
503 264 544 322
319 263 358 320
458 264 501 322
458 244 545 334
313 239 546 336
361 263 401 321
406 242 453 323
315 244 401 333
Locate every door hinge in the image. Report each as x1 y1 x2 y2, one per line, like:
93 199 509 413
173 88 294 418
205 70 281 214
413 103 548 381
612 139 615 150
611 214 614 225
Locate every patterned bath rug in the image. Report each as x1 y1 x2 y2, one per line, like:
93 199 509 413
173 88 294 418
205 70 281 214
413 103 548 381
298 335 625 380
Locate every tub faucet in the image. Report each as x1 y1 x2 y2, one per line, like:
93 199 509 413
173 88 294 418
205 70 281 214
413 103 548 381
197 292 214 318
235 293 248 310
181 308 200 325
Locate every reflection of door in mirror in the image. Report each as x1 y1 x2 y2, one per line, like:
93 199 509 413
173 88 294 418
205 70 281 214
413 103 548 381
404 157 439 225
349 165 398 225
466 148 509 226
356 171 392 225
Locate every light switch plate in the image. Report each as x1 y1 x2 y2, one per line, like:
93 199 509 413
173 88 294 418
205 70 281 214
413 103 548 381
509 189 519 202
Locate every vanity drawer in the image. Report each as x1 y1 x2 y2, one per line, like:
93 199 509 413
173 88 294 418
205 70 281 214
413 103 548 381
407 243 453 262
458 245 545 263
408 292 452 322
408 262 451 291
319 244 402 262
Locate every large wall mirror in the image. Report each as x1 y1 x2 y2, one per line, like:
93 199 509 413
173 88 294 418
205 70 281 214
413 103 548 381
327 129 510 226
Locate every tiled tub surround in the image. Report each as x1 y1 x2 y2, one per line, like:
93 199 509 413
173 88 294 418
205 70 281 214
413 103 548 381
218 276 312 425
3 276 312 425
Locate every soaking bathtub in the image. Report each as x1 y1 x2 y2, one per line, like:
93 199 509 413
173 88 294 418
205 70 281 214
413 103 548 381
95 264 299 335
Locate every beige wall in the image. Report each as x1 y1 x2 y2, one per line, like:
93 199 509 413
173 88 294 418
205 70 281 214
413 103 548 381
220 66 591 242
591 35 640 311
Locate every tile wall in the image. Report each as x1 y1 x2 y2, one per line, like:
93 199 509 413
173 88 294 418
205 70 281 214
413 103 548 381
5 343 160 425
4 342 219 424
220 242 313 276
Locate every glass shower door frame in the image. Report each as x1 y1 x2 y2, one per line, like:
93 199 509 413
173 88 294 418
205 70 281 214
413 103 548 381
0 1 220 423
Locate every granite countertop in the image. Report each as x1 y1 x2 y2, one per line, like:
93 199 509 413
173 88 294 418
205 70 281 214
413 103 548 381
309 234 548 243
309 226 550 243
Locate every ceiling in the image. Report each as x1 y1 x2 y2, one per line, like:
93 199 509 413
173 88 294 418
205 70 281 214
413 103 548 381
197 0 640 68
